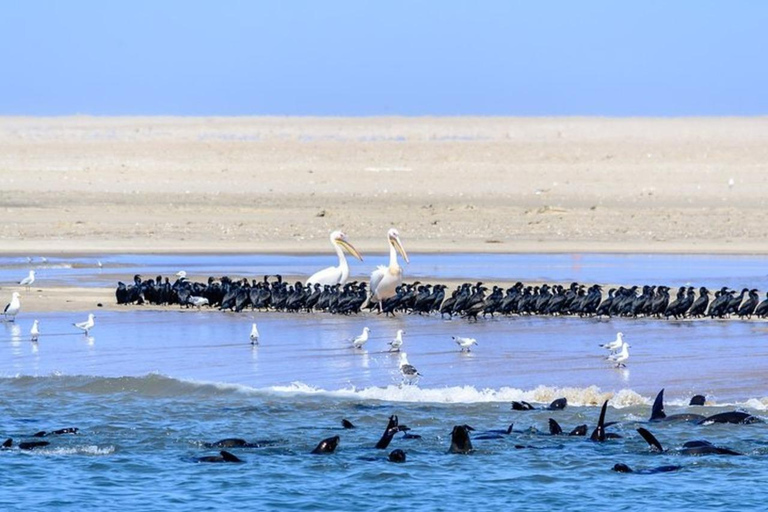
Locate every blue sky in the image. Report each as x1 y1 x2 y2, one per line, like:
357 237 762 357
1 1 766 115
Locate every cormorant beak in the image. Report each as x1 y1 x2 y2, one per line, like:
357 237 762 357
337 239 363 261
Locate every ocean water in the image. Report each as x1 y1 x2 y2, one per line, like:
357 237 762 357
2 254 768 510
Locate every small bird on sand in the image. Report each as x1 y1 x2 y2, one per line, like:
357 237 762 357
453 336 478 352
30 320 40 342
352 327 370 349
19 270 35 291
250 323 260 345
600 332 624 352
3 292 21 322
73 314 95 335
606 342 630 368
389 329 405 352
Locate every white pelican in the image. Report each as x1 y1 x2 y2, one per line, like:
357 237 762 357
453 336 478 352
606 342 630 368
599 332 623 352
30 320 40 342
307 230 363 287
250 323 260 345
352 327 370 349
370 228 409 303
74 313 95 335
389 329 404 352
3 292 21 322
19 270 35 291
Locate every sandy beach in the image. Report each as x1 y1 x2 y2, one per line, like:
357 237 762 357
1 116 767 255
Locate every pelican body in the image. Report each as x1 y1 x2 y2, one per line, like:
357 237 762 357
370 228 409 303
307 231 363 287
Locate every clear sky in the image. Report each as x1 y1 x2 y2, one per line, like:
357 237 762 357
1 1 766 116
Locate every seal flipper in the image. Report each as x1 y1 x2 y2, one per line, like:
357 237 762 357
511 401 534 411
548 418 563 435
548 398 567 411
650 388 666 421
569 424 587 436
636 427 664 452
2 438 12 449
590 400 608 442
341 419 356 429
220 450 243 463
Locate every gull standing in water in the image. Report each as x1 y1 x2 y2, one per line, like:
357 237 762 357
307 230 363 287
3 292 21 322
389 329 404 352
352 327 370 349
250 323 260 345
453 336 478 352
399 352 421 384
19 270 35 291
370 228 409 303
600 332 624 353
607 342 630 368
30 320 40 342
74 314 95 335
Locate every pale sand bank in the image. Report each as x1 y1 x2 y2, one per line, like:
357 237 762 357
1 116 767 255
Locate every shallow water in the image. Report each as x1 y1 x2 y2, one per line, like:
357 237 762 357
2 253 768 510
2 252 768 290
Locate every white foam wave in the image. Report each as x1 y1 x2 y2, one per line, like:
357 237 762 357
266 382 651 407
28 445 115 456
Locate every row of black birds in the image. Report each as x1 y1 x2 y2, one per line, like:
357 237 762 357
115 274 768 320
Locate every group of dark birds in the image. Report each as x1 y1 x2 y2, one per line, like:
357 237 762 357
116 273 768 321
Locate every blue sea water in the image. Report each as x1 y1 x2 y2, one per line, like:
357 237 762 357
1 253 768 511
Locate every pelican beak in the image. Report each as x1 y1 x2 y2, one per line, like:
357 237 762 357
337 239 363 261
392 236 409 264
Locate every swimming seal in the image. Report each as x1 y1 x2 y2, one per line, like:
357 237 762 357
194 450 243 463
33 427 79 437
689 395 706 406
636 427 742 456
449 425 474 454
311 435 340 454
612 463 682 474
388 449 406 463
649 389 705 423
698 411 762 425
511 397 567 411
18 441 50 450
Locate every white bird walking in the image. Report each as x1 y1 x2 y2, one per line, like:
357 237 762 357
19 270 35 290
250 323 260 345
3 292 21 322
188 296 209 308
389 329 405 352
453 336 478 352
30 320 39 342
307 230 363 287
399 352 421 384
73 313 95 335
599 332 624 352
369 228 409 304
352 327 370 349
606 342 630 368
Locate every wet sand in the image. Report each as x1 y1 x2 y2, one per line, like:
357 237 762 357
1 116 767 255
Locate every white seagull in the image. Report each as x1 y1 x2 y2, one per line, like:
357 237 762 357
399 352 421 383
352 327 370 349
30 320 40 342
453 336 478 352
307 230 363 287
369 228 409 303
389 329 405 352
3 292 21 322
19 270 35 290
250 323 260 345
606 342 630 368
73 313 95 335
599 332 624 352
176 270 187 280
188 296 209 308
